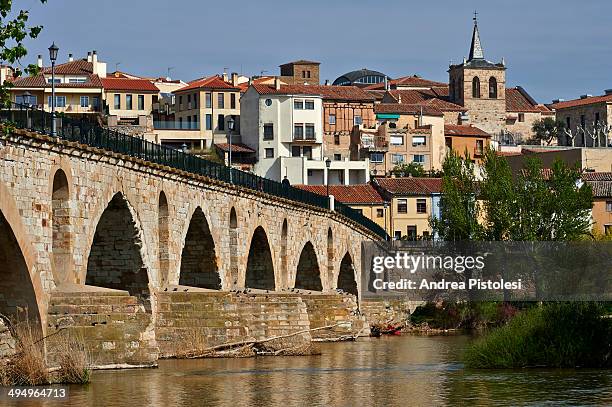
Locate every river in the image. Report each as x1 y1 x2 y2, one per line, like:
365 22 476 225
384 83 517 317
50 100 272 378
8 335 612 406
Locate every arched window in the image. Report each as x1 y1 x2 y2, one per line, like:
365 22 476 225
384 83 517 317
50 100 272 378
488 77 497 99
472 77 481 98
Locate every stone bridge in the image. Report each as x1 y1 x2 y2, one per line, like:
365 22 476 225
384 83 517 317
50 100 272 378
0 128 402 365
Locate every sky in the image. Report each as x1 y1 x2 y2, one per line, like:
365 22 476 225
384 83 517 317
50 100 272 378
16 0 612 103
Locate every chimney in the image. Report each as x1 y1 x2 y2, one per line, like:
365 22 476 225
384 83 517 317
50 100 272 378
605 89 612 96
274 77 281 90
398 94 402 104
222 71 228 82
231 72 238 86
552 98 565 104
68 53 73 62
384 76 389 90
37 55 43 68
324 79 329 86
92 51 98 75
580 94 592 99
87 52 92 63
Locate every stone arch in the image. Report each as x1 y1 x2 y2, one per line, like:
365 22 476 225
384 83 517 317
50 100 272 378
280 219 288 288
86 192 151 309
326 228 334 280
178 206 221 289
245 226 275 290
488 76 497 99
472 76 480 98
229 207 239 288
51 168 72 283
0 210 43 331
158 191 170 285
295 241 322 291
337 252 358 296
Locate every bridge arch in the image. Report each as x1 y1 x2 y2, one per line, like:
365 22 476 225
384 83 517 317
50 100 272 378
279 219 288 288
327 228 334 283
85 192 151 309
178 206 221 290
294 241 323 291
337 252 358 296
158 191 170 285
51 168 72 284
245 225 275 290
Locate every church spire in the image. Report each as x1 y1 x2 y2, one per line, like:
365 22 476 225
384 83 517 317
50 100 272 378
468 11 484 60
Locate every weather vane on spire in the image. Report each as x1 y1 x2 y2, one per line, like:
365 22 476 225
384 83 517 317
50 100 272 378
473 10 478 25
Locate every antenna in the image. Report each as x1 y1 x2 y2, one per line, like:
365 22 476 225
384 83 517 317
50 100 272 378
115 62 120 72
260 70 268 77
167 67 174 79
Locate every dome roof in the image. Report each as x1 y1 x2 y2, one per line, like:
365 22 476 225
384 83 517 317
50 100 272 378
333 68 389 86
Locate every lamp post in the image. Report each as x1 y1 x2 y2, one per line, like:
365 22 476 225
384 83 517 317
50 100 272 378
23 91 32 128
325 157 331 198
383 201 389 241
48 42 59 136
181 143 188 153
227 115 235 183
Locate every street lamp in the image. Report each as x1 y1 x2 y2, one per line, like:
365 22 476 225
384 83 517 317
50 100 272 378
325 157 332 198
227 115 235 183
181 143 188 153
48 42 59 137
383 201 389 241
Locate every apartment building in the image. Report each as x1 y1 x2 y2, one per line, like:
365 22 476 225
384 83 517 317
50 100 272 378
101 77 159 127
374 177 442 240
583 172 612 236
241 81 369 185
170 75 241 151
352 104 446 175
10 51 105 116
444 124 491 163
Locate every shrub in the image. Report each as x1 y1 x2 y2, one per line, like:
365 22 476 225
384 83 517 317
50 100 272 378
464 302 612 368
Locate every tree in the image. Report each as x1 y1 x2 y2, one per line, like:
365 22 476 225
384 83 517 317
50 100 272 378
479 148 515 240
430 150 482 240
530 117 566 145
391 162 425 177
0 1 47 103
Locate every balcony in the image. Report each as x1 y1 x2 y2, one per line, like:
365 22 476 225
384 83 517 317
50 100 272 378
154 120 200 130
293 134 318 143
361 135 388 151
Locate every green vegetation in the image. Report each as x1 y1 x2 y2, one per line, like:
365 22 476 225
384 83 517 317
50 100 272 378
529 117 566 145
464 302 612 368
410 302 519 330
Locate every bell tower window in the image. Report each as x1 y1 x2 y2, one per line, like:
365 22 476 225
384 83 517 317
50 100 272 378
472 77 481 98
488 77 497 99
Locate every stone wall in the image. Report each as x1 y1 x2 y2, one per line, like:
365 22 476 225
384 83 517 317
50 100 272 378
360 297 419 325
0 319 16 359
155 289 312 357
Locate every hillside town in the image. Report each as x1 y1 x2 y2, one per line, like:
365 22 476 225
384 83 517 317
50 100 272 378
7 18 612 239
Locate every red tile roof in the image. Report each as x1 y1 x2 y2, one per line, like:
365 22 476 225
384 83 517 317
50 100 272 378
215 143 255 153
11 73 103 88
294 184 386 204
374 103 443 116
41 59 93 75
101 78 159 92
506 88 543 113
582 172 612 181
176 75 241 93
252 84 375 101
374 177 443 195
549 94 612 110
280 60 320 66
588 181 612 198
387 89 464 112
445 124 491 138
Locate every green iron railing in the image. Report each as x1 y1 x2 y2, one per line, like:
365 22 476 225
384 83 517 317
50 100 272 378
0 103 388 239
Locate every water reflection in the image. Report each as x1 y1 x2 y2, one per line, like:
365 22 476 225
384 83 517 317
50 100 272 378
10 335 611 406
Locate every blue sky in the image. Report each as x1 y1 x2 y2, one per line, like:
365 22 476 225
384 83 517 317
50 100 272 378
19 0 612 103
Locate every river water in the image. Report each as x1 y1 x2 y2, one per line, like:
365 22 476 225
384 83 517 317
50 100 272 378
10 335 612 406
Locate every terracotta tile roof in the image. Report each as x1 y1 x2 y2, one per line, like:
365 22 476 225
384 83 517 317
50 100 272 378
101 78 159 92
294 184 385 204
375 177 442 195
41 59 93 75
520 168 553 180
549 94 612 110
11 73 103 88
176 75 240 93
582 172 612 181
374 103 443 116
588 181 612 198
445 124 491 138
387 89 464 112
215 143 255 153
431 86 449 97
252 84 375 101
363 75 447 90
506 88 541 112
